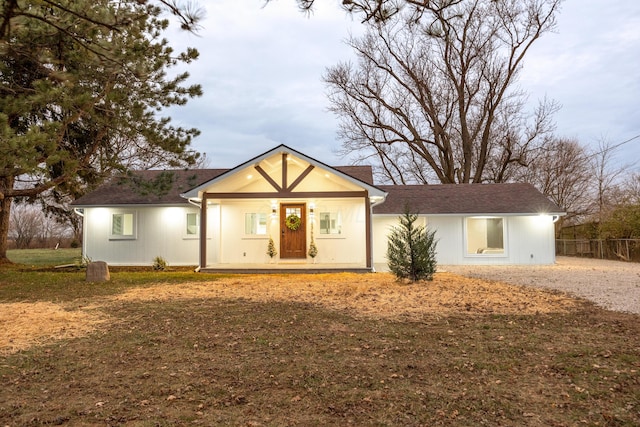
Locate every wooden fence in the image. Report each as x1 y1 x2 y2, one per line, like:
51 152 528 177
556 239 640 262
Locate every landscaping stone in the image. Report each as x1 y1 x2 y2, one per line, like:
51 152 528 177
86 261 110 282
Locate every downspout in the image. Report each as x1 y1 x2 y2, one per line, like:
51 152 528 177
368 194 387 272
199 193 208 272
72 208 86 261
186 198 203 271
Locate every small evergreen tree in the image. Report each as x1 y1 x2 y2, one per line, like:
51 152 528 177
267 236 278 259
386 208 437 282
308 222 318 260
308 235 318 259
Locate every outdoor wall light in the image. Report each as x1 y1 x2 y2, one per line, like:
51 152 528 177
271 204 277 218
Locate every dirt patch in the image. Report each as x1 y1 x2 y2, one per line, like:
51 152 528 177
114 272 578 319
0 302 108 355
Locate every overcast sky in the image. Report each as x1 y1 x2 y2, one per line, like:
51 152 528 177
167 0 640 173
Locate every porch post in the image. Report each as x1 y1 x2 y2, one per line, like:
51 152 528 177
199 193 208 269
365 193 372 269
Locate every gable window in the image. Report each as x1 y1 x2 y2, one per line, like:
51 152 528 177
466 217 505 255
245 213 267 235
111 212 135 239
319 211 341 235
186 212 199 236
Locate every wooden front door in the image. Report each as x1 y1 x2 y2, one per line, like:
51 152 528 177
280 203 306 259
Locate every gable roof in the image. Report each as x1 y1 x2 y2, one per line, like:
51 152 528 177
71 165 376 207
180 144 385 199
373 183 563 215
71 144 563 216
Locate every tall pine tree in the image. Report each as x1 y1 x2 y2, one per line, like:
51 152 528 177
0 0 202 263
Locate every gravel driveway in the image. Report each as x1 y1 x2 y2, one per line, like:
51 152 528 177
442 256 640 315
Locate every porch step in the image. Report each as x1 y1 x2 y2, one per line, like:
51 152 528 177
199 267 373 274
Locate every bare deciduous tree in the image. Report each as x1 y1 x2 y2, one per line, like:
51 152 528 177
620 173 640 205
518 138 593 226
591 139 630 222
9 204 72 249
9 204 43 249
324 0 562 184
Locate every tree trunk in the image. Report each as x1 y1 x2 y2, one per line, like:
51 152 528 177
0 176 14 264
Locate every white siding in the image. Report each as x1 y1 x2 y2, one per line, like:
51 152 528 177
82 206 201 266
203 199 368 267
372 214 556 269
312 200 366 265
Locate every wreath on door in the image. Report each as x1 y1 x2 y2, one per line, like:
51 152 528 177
285 214 302 231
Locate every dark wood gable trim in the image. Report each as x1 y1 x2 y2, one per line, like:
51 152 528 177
254 164 282 192
254 157 315 194
282 152 288 190
288 165 315 192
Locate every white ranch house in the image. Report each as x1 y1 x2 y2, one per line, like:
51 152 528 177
72 145 564 271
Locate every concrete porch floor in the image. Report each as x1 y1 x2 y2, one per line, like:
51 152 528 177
199 262 373 274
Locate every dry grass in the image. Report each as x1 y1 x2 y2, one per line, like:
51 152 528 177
0 272 576 356
1 271 638 426
114 272 578 318
0 302 108 355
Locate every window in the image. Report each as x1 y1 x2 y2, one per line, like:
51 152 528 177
111 212 135 238
285 207 302 218
245 213 267 235
186 212 199 236
466 217 504 255
319 212 341 235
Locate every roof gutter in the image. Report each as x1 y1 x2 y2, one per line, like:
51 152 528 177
187 197 201 208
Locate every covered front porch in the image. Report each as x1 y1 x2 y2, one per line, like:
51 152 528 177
181 145 387 272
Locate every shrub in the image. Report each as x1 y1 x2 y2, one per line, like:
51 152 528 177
387 208 438 282
153 256 168 271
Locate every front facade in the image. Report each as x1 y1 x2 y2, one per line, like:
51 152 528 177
72 145 563 270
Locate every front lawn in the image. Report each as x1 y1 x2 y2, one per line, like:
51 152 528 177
6 247 82 266
0 269 638 426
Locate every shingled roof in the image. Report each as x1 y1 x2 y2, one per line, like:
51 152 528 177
72 169 227 206
373 183 563 215
72 166 375 206
72 166 561 216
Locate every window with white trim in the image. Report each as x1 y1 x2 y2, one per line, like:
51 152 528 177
466 217 505 255
245 213 267 235
319 211 341 235
186 212 199 236
111 212 135 239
